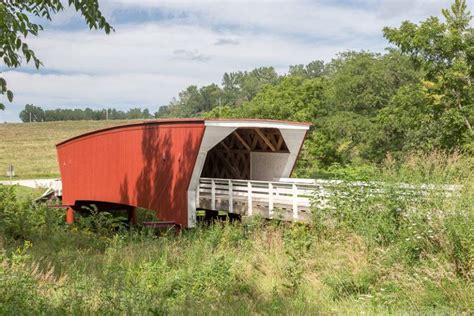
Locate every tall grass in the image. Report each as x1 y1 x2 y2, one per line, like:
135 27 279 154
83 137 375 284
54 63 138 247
0 153 472 314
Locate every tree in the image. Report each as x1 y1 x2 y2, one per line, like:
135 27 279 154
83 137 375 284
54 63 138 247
0 0 112 110
19 105 155 121
238 76 324 122
383 0 474 139
19 104 45 122
288 60 325 79
324 51 420 116
221 67 279 106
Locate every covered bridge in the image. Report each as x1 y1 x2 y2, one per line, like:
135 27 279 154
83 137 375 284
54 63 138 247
57 119 311 227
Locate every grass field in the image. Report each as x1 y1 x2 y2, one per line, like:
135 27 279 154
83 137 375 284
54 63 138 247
0 120 133 180
0 153 472 314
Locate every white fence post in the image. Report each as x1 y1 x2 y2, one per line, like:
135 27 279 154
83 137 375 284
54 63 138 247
228 179 234 214
196 180 200 208
247 181 253 216
292 183 298 220
268 182 274 218
211 179 216 210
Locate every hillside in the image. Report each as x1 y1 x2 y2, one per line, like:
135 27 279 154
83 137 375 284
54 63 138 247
0 120 133 180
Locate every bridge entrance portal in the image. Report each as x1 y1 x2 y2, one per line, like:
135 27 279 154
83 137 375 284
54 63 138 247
201 128 290 181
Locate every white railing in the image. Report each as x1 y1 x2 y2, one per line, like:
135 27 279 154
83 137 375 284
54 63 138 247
0 178 62 196
198 177 461 221
198 178 318 220
3 177 458 223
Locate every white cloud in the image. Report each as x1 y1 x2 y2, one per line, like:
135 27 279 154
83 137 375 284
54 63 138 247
107 0 457 37
214 38 240 46
173 49 211 62
3 71 189 107
27 22 371 73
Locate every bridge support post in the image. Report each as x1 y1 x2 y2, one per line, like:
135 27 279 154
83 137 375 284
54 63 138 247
127 206 137 225
196 183 200 208
269 182 274 218
247 181 253 216
292 183 298 220
66 207 74 224
228 180 234 213
211 179 216 210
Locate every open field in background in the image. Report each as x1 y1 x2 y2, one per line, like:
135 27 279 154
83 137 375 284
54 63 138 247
0 120 133 180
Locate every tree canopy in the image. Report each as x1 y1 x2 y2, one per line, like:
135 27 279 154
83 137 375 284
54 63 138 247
382 0 473 152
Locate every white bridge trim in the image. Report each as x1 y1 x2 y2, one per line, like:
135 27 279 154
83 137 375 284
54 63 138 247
186 120 310 227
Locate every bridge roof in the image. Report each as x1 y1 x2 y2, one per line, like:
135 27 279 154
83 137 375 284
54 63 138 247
56 118 311 147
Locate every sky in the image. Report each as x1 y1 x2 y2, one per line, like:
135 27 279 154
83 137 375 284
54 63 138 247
0 0 467 122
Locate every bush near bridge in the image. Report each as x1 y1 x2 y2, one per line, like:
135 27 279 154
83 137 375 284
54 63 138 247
0 153 472 314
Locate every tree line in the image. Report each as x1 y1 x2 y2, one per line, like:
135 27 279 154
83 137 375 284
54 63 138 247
19 105 154 122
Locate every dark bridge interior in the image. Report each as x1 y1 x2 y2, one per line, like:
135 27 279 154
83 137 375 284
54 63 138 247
200 127 289 180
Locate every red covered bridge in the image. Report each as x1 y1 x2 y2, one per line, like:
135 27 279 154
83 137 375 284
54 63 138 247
57 119 311 228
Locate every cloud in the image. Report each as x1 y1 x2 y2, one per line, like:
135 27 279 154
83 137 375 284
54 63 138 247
21 22 371 78
2 71 192 108
173 49 211 62
214 38 240 46
106 0 454 39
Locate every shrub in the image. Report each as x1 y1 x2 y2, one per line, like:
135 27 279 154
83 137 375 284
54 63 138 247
312 152 473 272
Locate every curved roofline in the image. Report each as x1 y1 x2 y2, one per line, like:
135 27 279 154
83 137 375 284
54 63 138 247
56 118 204 147
56 118 311 147
205 119 311 130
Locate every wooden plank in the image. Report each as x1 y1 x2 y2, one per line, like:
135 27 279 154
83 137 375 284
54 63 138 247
220 141 230 151
233 131 251 151
250 134 259 150
276 134 284 150
216 151 242 179
255 128 276 152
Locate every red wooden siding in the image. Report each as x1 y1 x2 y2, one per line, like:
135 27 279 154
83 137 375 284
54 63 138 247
57 120 205 227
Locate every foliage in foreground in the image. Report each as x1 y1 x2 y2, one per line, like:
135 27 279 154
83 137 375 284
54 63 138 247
0 153 472 314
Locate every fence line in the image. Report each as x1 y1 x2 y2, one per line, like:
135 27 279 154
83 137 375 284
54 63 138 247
198 177 460 221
